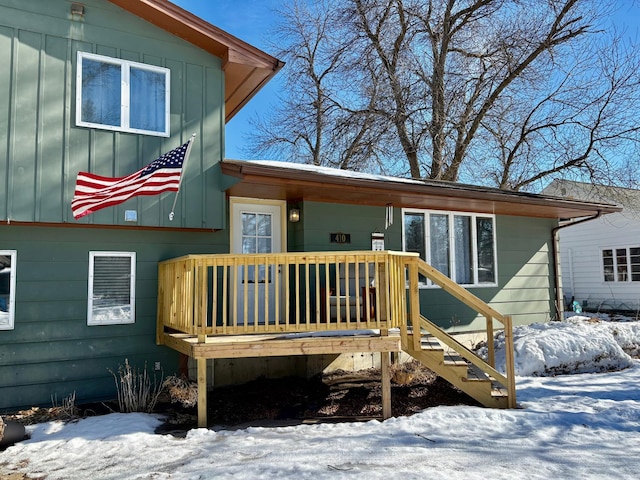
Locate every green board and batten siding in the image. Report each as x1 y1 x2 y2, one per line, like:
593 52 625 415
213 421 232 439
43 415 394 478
0 225 230 410
0 0 226 228
292 202 556 330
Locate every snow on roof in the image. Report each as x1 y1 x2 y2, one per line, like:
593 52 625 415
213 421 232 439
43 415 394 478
242 159 427 186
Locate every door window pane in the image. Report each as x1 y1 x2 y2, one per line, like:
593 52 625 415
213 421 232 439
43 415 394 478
242 237 256 254
258 238 272 254
242 213 256 237
257 214 272 237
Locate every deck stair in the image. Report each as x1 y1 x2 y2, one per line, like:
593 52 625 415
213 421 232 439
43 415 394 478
401 327 509 408
400 256 516 409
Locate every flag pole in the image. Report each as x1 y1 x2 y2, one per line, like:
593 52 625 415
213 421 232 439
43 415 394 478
169 133 197 221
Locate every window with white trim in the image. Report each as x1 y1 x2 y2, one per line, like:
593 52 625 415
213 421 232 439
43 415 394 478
602 247 640 282
88 252 136 325
403 210 497 287
76 52 170 137
0 251 16 330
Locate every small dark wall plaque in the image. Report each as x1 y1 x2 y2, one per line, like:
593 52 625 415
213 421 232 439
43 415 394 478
330 232 351 244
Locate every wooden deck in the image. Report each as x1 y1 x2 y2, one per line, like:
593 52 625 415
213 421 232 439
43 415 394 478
157 251 516 427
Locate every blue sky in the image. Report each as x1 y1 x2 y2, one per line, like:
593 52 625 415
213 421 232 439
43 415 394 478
172 0 283 160
172 0 640 161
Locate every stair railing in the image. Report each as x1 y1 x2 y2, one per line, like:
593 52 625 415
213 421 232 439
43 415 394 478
404 253 516 408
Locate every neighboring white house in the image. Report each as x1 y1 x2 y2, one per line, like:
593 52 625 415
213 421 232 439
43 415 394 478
543 180 640 314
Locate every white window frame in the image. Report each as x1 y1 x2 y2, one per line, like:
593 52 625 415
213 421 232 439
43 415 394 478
601 246 640 283
0 250 17 331
402 209 498 288
88 251 136 326
76 51 170 137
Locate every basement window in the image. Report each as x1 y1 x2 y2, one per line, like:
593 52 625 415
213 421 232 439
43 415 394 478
88 252 136 325
0 250 16 330
76 52 170 137
402 209 497 287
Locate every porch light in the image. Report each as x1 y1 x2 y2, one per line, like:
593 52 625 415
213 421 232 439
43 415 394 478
289 207 300 223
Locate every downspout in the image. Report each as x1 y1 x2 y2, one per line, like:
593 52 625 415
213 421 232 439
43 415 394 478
551 211 603 321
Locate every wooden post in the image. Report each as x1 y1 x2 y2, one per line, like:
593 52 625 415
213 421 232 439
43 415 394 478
377 262 387 323
197 358 207 428
381 351 392 419
156 263 165 345
408 259 421 351
486 315 495 368
503 315 517 408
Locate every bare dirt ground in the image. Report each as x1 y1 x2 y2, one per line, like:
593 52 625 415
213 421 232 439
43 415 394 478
159 361 479 432
3 361 477 436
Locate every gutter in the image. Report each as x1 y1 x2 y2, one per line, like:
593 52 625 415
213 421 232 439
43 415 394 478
551 211 603 321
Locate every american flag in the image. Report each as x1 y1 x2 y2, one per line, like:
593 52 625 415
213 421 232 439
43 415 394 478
71 139 192 220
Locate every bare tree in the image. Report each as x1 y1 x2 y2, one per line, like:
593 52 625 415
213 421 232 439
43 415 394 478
250 0 640 190
248 0 387 171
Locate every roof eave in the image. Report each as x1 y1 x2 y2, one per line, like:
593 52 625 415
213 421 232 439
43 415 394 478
107 0 283 122
221 160 622 219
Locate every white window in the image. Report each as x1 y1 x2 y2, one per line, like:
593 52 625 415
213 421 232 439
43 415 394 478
602 247 640 282
76 52 170 137
403 210 497 287
88 252 136 325
0 250 16 330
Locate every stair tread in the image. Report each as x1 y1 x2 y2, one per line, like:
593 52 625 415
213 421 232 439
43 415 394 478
443 351 466 363
421 339 443 350
491 385 509 397
465 364 493 382
410 333 442 349
402 327 512 408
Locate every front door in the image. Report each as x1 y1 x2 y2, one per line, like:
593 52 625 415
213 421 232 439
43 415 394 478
230 199 284 325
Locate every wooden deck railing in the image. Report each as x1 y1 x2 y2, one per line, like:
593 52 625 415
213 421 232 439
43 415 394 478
157 251 409 338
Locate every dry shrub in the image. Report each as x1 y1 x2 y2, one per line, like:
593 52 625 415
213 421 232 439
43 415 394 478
390 360 436 385
50 391 78 419
0 416 5 441
163 375 198 408
109 359 164 413
5 391 80 427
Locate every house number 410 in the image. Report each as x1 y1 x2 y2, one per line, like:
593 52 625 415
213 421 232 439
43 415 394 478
330 232 351 244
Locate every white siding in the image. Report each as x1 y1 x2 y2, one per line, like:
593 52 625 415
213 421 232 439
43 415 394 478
559 212 640 311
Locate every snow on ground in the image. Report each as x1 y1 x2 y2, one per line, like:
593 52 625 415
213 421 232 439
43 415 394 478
480 314 640 376
2 315 640 479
